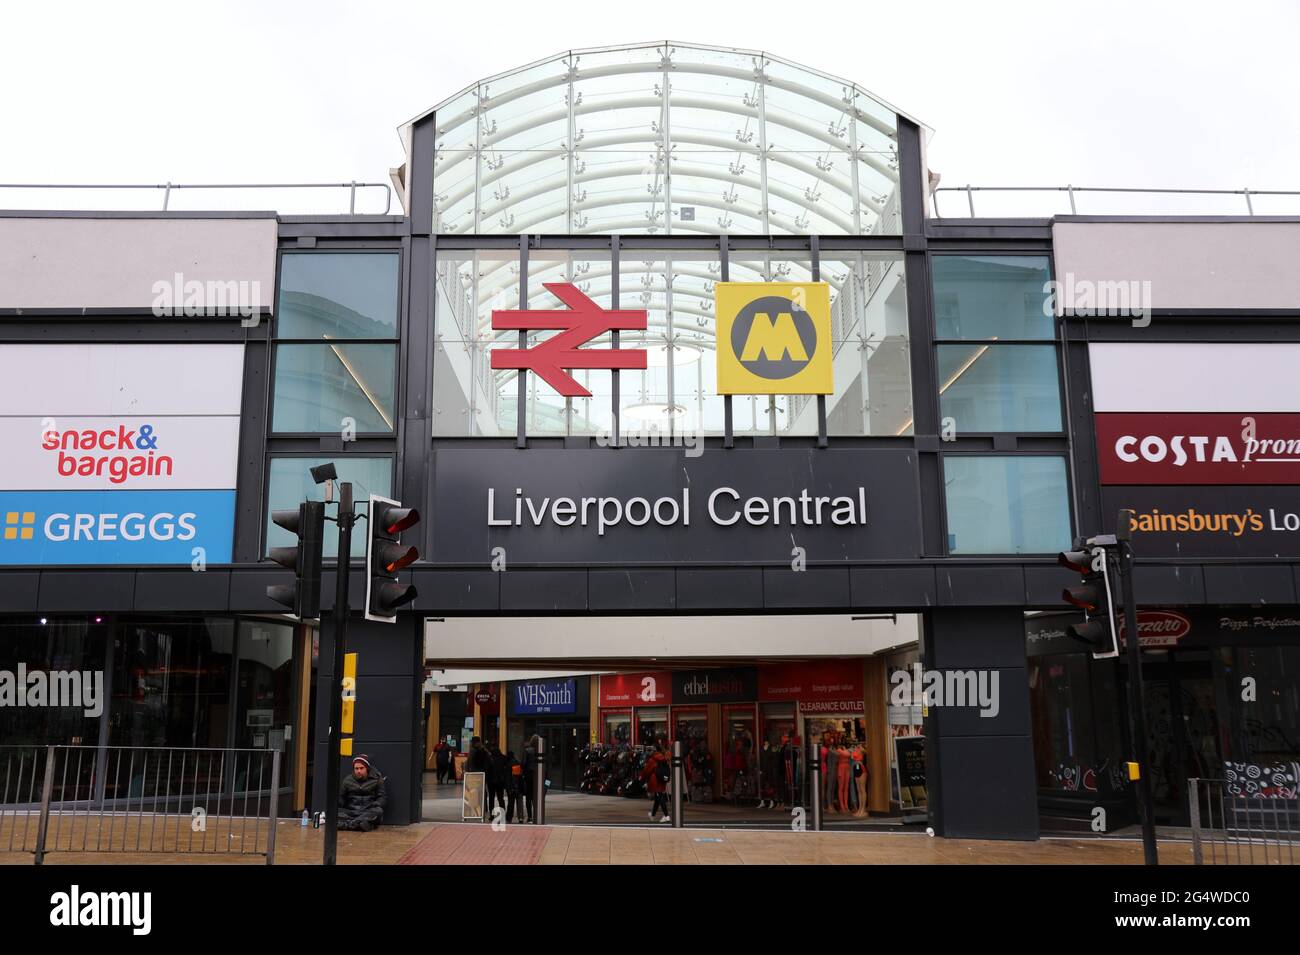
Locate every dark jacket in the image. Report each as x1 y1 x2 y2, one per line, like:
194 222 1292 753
434 742 450 767
466 745 489 774
338 769 388 830
488 749 510 787
521 744 538 782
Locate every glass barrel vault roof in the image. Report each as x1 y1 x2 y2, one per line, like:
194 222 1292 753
406 42 924 237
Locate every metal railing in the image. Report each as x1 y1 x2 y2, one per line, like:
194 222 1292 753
1189 777 1299 865
933 185 1300 218
1 745 282 864
0 181 393 214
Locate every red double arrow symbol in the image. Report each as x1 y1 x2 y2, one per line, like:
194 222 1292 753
490 282 648 397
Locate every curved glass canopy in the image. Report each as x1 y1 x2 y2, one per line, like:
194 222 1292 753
413 42 914 237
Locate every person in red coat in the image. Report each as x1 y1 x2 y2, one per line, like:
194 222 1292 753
643 743 672 823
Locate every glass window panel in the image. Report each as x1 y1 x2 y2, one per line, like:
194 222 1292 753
272 343 396 433
524 251 614 437
265 456 392 559
1027 643 1126 794
0 618 108 745
234 619 295 754
277 253 399 339
933 255 1054 340
433 249 520 436
821 253 912 436
943 455 1071 555
937 343 1062 433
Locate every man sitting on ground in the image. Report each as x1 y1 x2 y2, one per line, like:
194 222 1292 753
338 754 387 832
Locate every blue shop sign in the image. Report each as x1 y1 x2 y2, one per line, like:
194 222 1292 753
0 489 235 565
511 678 577 716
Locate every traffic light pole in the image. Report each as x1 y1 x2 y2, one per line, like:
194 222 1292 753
323 481 355 866
1117 535 1159 866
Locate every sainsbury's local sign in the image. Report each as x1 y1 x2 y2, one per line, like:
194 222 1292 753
0 344 243 565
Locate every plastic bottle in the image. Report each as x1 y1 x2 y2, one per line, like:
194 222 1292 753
301 810 309 828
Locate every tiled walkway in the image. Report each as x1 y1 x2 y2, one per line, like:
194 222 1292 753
1 816 1198 865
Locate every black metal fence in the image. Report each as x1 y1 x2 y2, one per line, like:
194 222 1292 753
0 745 281 864
1189 777 1299 865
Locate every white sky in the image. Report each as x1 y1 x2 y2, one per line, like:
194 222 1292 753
3 0 1298 217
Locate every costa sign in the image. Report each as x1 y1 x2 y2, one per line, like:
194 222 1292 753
490 283 647 397
1097 413 1300 485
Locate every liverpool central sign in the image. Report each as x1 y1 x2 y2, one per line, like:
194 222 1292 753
490 283 648 397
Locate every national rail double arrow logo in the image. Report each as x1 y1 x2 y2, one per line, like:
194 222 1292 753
490 283 648 398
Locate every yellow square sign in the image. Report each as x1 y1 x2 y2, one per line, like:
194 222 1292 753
715 282 833 395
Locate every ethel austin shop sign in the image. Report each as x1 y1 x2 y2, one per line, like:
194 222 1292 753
430 448 923 563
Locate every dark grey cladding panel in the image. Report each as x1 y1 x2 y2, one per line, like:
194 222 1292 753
347 615 421 674
318 570 368 611
229 568 295 612
348 674 416 739
676 568 764 610
1132 564 1206 604
928 608 1027 670
936 566 1026 606
850 566 935 607
134 570 231 612
500 570 587 611
920 668 1030 737
1203 564 1297 605
933 735 1039 840
762 567 850 609
412 569 500 612
589 569 676 611
0 572 39 612
38 571 135 612
1024 564 1078 607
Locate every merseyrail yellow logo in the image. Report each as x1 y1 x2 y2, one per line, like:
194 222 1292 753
716 282 832 395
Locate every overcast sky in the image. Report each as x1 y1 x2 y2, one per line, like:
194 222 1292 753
4 0 1298 216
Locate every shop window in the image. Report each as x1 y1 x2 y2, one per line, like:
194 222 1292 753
937 343 1062 433
233 620 295 754
273 252 399 435
931 255 1054 341
0 618 109 746
1027 646 1126 796
943 455 1071 555
636 706 668 747
603 711 631 745
264 456 392 559
722 704 757 801
759 704 797 807
1216 645 1300 774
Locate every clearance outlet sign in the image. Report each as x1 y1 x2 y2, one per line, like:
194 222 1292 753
0 344 242 565
1090 342 1300 558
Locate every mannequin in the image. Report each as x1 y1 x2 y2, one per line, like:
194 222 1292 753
851 742 869 817
834 740 851 812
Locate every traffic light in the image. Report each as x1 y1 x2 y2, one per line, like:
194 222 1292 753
1058 542 1119 658
365 494 420 622
267 500 325 619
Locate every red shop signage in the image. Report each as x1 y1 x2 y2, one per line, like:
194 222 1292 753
758 660 863 703
599 671 672 708
473 684 499 714
1095 413 1300 485
799 699 865 714
1118 609 1193 648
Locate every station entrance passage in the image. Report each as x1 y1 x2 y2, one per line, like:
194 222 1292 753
421 614 931 830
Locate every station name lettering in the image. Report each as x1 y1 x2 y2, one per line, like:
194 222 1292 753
487 486 867 536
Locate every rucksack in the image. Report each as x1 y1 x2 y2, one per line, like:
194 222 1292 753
655 757 670 784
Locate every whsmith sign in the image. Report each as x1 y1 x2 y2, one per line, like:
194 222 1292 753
430 448 923 564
